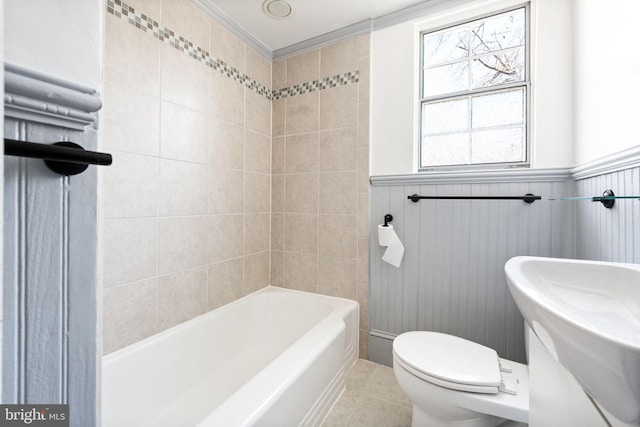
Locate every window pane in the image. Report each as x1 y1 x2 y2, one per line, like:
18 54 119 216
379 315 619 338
423 62 469 97
423 28 469 67
471 9 525 55
423 98 469 134
472 88 524 128
422 133 470 167
471 47 524 88
471 127 524 164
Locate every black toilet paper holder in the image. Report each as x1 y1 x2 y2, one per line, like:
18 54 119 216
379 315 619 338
383 214 393 227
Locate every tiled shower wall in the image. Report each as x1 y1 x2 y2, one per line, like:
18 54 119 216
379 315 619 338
102 0 271 354
101 0 371 356
270 36 371 357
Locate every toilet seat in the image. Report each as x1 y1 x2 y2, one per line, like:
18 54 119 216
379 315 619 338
393 331 502 394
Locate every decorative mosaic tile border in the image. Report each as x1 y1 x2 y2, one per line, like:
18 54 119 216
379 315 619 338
106 0 359 101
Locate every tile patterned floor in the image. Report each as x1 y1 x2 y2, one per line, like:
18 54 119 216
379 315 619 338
322 359 413 427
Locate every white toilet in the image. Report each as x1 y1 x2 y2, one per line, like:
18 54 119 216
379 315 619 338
393 331 529 427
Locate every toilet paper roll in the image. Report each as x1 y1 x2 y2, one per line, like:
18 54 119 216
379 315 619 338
377 224 405 268
378 224 395 246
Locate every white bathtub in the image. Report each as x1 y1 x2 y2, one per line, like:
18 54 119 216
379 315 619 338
102 286 359 427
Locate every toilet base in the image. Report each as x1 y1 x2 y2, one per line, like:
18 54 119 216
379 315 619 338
412 405 505 427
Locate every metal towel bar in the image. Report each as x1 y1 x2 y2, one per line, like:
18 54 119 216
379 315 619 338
4 138 112 176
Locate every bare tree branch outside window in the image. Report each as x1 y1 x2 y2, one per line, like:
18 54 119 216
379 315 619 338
419 8 528 169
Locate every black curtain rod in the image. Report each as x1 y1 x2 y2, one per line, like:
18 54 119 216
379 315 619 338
4 138 112 176
408 193 541 203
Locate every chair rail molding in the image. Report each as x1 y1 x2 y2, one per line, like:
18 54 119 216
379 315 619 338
4 63 101 131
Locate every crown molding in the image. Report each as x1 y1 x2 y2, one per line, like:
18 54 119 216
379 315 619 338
272 19 372 60
191 0 465 61
4 63 101 130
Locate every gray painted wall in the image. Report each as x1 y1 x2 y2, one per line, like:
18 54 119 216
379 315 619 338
574 166 640 264
3 65 101 426
368 160 640 366
369 172 573 365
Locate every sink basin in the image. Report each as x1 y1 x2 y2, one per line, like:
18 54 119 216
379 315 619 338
505 256 640 424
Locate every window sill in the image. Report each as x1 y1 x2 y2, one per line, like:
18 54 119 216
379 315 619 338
369 168 572 186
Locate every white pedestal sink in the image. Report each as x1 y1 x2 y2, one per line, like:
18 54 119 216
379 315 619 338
505 256 640 425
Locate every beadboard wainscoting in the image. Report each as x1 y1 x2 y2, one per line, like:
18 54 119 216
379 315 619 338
573 147 640 264
3 64 101 424
368 170 573 365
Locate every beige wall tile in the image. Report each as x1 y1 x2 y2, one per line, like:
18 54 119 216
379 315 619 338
319 171 357 214
208 258 243 309
104 218 158 287
272 137 285 174
285 133 318 173
123 0 161 18
245 172 270 213
359 329 369 360
357 147 370 193
284 252 317 293
104 15 160 96
358 239 369 284
246 47 271 89
286 50 319 87
359 33 371 59
245 89 271 136
208 214 243 262
318 256 357 299
160 44 209 113
243 251 270 294
160 101 208 163
210 119 244 170
319 84 358 131
358 57 371 103
271 174 285 213
271 212 284 251
272 59 286 90
272 99 286 137
158 216 208 274
358 282 370 330
103 278 157 354
358 101 370 148
358 192 370 239
285 173 318 213
157 266 208 331
210 19 245 73
161 0 210 51
270 250 284 286
245 131 271 174
286 92 319 135
209 168 244 214
103 152 159 219
318 214 357 258
284 213 318 254
320 37 359 79
102 81 160 156
319 127 357 172
244 213 270 255
210 70 244 126
159 159 208 216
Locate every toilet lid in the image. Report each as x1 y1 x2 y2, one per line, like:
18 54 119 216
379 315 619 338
393 331 501 393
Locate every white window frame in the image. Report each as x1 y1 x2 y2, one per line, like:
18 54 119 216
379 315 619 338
415 1 531 172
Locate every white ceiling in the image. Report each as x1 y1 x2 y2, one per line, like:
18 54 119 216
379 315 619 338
194 0 435 56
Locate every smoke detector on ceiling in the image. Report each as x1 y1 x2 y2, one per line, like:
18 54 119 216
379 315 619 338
263 0 293 19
